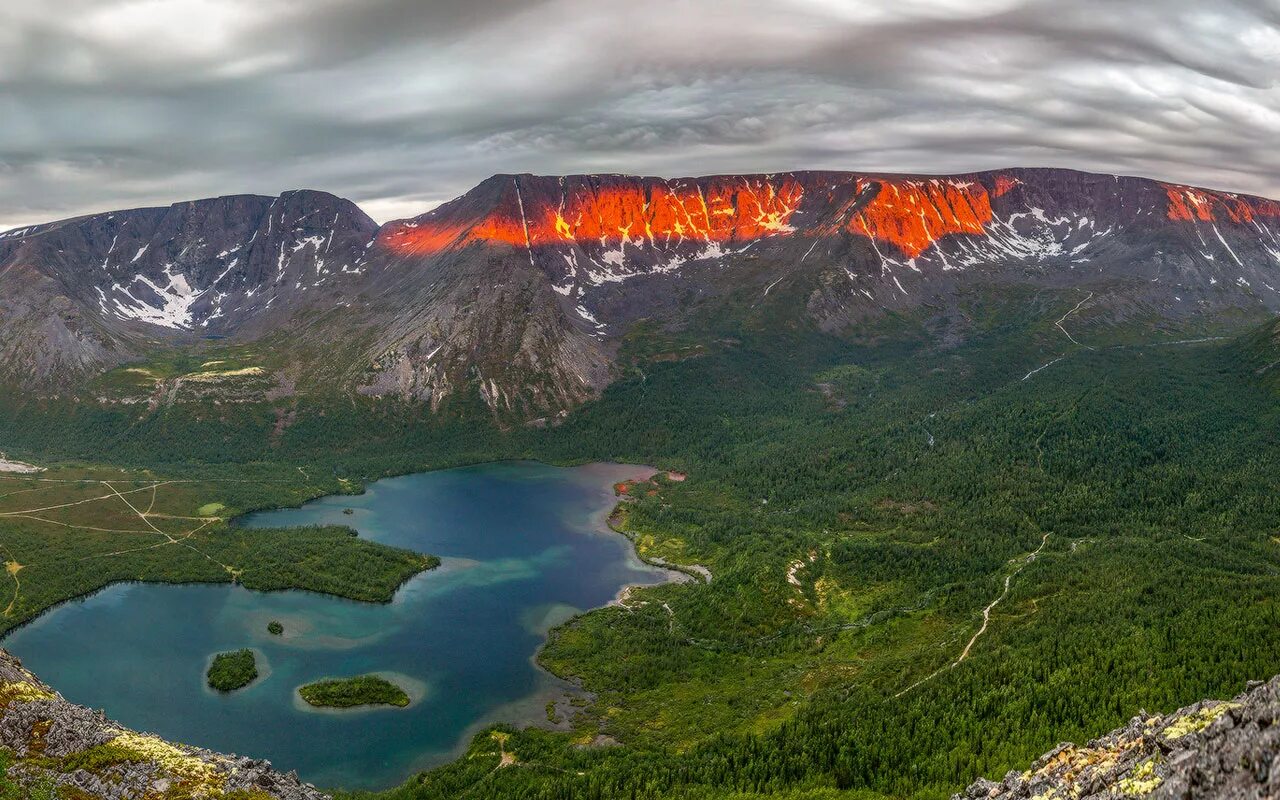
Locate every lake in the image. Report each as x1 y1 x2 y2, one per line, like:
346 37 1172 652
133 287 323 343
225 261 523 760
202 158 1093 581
1 461 671 789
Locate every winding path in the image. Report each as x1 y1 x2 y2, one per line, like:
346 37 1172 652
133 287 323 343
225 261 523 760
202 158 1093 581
894 532 1051 698
1054 292 1094 350
956 532 1050 663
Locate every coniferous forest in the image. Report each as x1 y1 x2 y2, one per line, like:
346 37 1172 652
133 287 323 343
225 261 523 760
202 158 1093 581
3 294 1280 800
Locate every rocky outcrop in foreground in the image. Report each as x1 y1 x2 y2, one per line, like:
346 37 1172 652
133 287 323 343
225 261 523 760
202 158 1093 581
957 677 1280 799
0 649 327 799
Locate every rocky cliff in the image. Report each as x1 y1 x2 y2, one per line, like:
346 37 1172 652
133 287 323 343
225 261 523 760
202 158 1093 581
957 676 1280 799
0 649 326 799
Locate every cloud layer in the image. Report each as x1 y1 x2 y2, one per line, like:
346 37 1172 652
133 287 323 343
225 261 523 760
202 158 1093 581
2 0 1279 229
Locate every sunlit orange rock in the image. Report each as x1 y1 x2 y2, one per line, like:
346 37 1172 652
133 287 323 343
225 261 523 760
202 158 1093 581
528 176 808 246
994 175 1020 197
1164 185 1280 224
847 179 994 259
377 171 1279 267
378 175 814 258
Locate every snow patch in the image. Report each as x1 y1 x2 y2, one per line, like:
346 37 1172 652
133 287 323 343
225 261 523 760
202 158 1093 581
111 263 205 329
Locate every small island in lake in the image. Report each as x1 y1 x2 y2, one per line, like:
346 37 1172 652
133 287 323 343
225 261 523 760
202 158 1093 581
298 674 410 708
267 620 283 635
207 649 258 692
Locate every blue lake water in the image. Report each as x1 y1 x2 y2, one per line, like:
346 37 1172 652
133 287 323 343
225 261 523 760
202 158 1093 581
1 461 669 790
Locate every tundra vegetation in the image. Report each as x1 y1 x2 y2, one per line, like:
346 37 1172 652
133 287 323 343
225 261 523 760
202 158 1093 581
0 461 439 635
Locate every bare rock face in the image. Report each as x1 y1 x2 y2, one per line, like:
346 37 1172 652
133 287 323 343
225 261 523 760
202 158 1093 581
0 261 128 386
0 649 328 799
956 676 1280 800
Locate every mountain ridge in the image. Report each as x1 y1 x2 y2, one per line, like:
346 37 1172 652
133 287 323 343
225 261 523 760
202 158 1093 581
6 166 1280 416
9 167 1280 263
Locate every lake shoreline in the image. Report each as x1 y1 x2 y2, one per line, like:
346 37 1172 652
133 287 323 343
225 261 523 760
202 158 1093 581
1 460 703 792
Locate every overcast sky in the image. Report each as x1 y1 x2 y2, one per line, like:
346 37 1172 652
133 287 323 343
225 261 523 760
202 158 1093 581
1 0 1279 231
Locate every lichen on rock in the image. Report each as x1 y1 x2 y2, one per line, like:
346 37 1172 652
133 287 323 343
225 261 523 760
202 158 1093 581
956 677 1280 799
0 649 327 799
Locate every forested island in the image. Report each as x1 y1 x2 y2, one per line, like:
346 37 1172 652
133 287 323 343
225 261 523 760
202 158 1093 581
298 675 410 709
207 649 258 692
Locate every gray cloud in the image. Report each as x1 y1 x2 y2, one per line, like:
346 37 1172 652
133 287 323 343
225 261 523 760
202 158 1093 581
1 0 1278 230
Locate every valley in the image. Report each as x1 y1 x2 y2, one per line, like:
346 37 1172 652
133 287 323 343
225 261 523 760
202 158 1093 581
7 309 1280 799
3 168 1280 798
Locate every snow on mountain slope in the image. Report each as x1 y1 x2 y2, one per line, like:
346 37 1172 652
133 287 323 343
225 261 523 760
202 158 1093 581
1 190 377 336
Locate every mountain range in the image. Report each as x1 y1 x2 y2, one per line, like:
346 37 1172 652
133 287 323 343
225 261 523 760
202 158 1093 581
5 167 1280 417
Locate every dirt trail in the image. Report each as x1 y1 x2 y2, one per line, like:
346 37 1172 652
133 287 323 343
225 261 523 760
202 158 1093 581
0 480 238 576
1021 356 1064 382
102 481 172 540
1 559 21 617
1019 292 1095 384
0 473 316 597
957 532 1049 663
0 481 172 518
895 533 1050 698
100 483 234 573
6 515 155 534
1054 292 1094 350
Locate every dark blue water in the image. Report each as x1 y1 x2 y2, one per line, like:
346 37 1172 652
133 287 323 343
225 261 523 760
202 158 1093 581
1 462 668 789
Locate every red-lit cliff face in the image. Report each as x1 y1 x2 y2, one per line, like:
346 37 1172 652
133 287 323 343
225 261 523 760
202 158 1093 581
539 175 809 246
289 168 1280 419
845 178 994 259
379 174 809 255
377 172 1023 270
1164 184 1280 224
378 172 1280 278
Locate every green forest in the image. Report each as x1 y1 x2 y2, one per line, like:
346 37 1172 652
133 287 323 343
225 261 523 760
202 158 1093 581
298 676 411 709
207 649 259 692
3 290 1280 800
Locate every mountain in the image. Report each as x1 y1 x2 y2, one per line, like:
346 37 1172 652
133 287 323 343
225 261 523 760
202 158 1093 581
956 674 1280 799
5 168 1280 415
0 649 326 799
0 190 377 389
